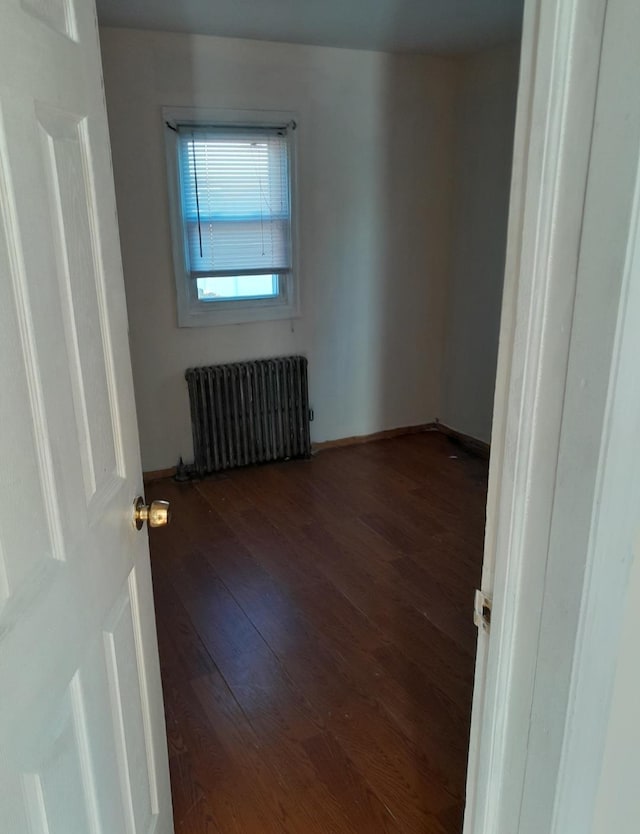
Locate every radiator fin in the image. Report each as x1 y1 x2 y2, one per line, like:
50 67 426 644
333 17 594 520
185 356 311 474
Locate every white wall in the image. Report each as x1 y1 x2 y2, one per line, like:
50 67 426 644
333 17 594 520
100 28 457 471
441 44 520 442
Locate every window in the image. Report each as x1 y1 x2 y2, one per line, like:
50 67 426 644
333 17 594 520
164 108 298 326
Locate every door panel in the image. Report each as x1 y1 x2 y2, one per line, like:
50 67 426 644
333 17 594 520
37 103 125 504
20 0 79 40
0 170 61 605
21 676 98 834
104 569 160 834
0 2 173 832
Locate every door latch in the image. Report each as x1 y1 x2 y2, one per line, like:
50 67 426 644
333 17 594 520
474 589 492 633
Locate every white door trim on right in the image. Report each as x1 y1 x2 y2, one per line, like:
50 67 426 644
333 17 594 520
550 76 640 834
464 0 640 830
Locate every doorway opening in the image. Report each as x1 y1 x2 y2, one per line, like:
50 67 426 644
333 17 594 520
99 2 524 831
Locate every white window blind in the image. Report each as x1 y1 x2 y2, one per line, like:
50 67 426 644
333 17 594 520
176 125 292 278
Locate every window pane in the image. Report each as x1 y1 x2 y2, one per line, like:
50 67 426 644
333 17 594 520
179 130 291 275
196 274 279 302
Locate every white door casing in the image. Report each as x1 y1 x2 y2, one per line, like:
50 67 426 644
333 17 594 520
464 0 608 824
0 2 173 833
521 0 640 828
465 0 640 831
550 11 640 821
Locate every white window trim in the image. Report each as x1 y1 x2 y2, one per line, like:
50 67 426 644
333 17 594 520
163 106 301 327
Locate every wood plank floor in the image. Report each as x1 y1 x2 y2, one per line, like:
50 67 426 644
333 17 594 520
147 432 488 834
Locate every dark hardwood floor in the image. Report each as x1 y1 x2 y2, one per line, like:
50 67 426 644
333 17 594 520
147 432 488 834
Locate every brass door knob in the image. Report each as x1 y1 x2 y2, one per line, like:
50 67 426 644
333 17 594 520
133 497 171 530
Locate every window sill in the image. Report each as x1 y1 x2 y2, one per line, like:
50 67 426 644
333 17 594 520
177 298 300 328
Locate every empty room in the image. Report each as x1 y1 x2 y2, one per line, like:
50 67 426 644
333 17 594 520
98 1 521 832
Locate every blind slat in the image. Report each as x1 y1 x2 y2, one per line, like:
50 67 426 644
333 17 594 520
177 127 292 275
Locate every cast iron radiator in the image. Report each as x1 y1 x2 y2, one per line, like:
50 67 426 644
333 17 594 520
185 356 311 474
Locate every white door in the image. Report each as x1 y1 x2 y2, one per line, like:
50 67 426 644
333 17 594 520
0 2 173 833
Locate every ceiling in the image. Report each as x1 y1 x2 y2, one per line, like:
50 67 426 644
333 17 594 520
96 0 524 54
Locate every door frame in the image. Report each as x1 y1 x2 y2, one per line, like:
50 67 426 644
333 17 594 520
464 0 640 830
